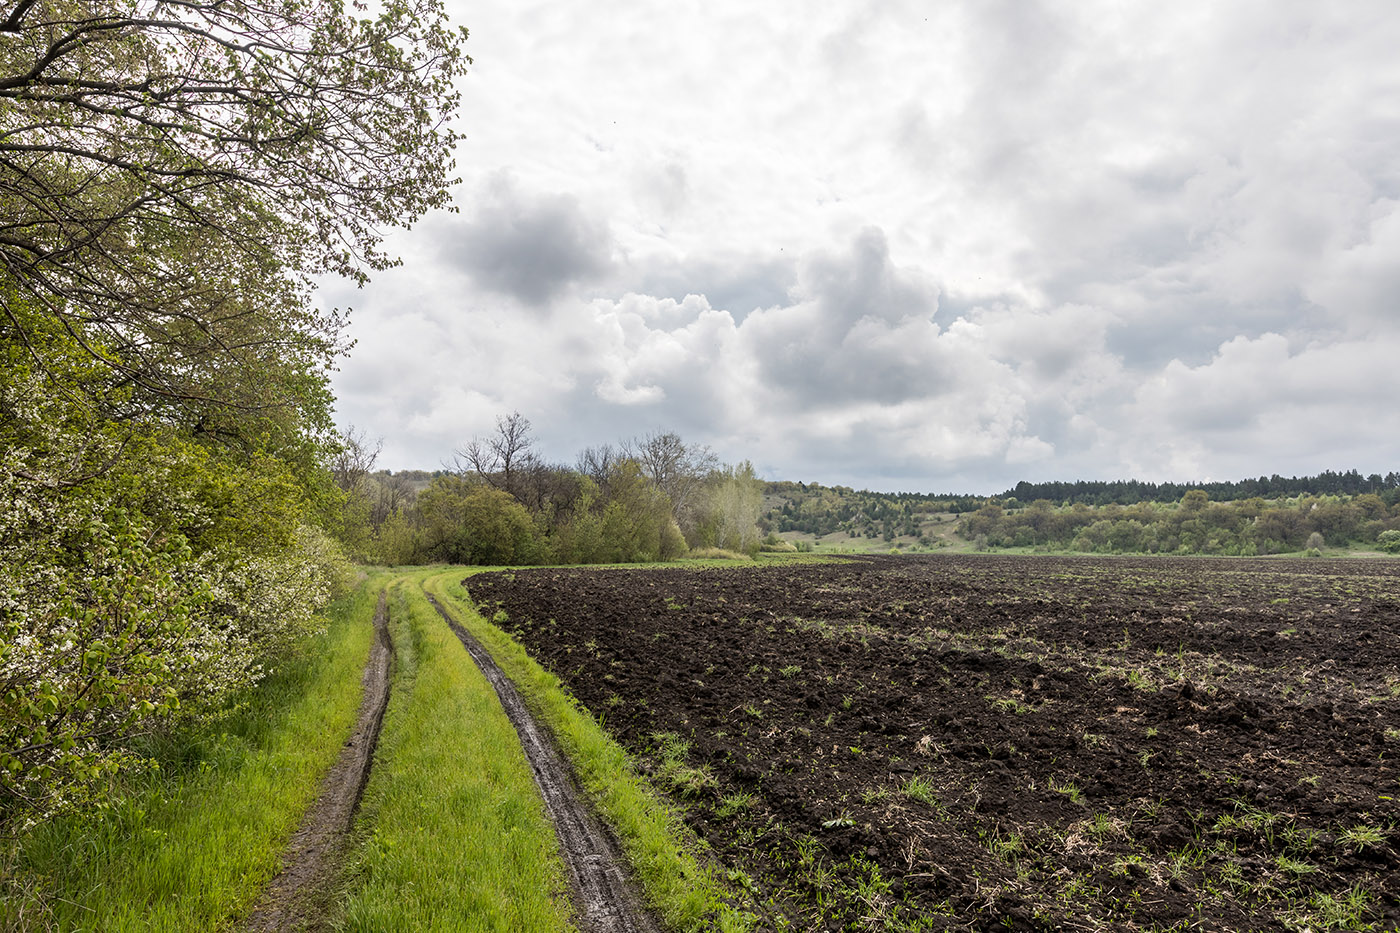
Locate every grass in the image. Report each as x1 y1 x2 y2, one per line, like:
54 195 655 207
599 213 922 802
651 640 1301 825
335 576 575 932
687 547 754 561
1 575 385 932
651 732 720 798
4 564 756 930
423 568 753 933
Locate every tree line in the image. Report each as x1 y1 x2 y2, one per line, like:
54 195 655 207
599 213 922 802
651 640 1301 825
336 415 765 566
959 491 1400 555
1001 470 1400 507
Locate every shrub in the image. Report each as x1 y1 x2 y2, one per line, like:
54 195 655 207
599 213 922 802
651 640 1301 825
687 547 752 561
1378 530 1400 554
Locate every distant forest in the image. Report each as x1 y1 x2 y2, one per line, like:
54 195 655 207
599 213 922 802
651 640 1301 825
1001 469 1400 506
760 469 1400 555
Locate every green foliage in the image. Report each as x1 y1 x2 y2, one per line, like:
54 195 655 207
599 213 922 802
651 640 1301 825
763 481 969 540
416 476 545 565
953 492 1400 555
1 580 377 929
1378 530 1400 554
1005 470 1400 506
357 434 709 567
690 461 764 556
548 463 689 564
1 285 347 825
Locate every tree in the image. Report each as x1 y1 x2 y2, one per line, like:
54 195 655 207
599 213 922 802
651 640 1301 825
331 427 384 493
576 443 621 497
0 0 467 821
1 0 469 425
691 461 764 555
416 475 542 565
623 431 717 533
454 411 539 501
1 302 349 817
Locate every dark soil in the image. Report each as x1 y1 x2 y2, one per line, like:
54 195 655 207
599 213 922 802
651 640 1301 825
427 593 661 933
466 555 1400 932
244 590 393 932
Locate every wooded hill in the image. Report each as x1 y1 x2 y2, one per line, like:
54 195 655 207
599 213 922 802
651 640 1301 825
1002 469 1400 506
759 470 1400 554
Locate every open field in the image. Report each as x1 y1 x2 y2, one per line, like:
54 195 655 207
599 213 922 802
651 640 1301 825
467 555 1400 931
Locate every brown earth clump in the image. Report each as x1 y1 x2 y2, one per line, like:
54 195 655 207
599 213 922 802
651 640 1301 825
468 555 1400 932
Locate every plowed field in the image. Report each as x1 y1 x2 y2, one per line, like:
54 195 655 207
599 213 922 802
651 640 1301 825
466 556 1400 932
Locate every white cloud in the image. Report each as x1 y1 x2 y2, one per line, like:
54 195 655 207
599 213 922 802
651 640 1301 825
325 0 1400 492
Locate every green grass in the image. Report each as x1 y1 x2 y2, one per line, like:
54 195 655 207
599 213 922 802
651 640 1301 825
335 575 575 932
423 569 754 932
2 575 385 932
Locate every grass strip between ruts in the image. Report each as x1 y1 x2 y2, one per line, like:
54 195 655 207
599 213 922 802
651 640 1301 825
2 574 387 932
422 568 754 933
334 573 576 933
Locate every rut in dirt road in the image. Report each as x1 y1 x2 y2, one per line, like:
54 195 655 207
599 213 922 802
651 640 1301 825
244 590 394 933
425 594 663 933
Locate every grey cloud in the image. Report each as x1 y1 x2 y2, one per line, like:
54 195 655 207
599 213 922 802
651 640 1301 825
443 175 612 307
744 228 947 404
634 253 797 321
328 0 1400 492
803 227 936 324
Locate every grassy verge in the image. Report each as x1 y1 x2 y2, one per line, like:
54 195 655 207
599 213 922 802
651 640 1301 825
421 569 754 933
2 574 386 932
334 573 575 933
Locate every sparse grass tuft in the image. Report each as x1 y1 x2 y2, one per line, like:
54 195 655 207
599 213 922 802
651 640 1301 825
1338 824 1388 851
651 732 719 798
902 776 941 809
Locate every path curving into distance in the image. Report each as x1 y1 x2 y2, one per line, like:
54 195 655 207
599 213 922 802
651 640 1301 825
425 593 663 933
245 590 394 932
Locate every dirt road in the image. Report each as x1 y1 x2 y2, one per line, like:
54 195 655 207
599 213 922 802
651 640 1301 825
426 593 663 933
244 589 394 932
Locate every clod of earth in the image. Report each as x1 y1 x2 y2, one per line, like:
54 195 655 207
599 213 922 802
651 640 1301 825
468 554 1400 931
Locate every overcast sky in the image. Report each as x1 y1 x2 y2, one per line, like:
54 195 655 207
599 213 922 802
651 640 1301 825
324 0 1400 494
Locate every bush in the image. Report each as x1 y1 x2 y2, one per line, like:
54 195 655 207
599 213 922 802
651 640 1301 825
688 547 752 561
760 532 798 553
0 413 347 823
1378 530 1400 554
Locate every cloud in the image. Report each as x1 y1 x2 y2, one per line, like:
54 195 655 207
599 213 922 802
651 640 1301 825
323 0 1400 492
1304 199 1400 333
1116 333 1400 480
439 173 613 307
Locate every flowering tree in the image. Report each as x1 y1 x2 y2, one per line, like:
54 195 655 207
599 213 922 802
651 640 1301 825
0 0 468 821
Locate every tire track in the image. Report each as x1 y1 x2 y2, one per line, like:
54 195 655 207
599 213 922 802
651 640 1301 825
425 593 662 933
245 589 393 932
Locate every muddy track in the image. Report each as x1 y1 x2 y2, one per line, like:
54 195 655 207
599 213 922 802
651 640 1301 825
244 589 393 932
425 594 662 933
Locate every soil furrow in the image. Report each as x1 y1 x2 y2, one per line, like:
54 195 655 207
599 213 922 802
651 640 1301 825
469 556 1400 931
245 589 393 932
425 594 662 933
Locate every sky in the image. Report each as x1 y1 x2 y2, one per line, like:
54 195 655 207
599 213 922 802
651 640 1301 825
324 0 1400 495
